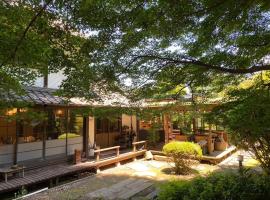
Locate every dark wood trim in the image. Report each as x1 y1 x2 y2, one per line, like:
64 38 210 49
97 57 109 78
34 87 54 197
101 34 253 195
43 73 48 88
65 108 69 156
93 117 96 147
136 118 139 135
83 117 88 157
42 106 47 159
13 108 21 165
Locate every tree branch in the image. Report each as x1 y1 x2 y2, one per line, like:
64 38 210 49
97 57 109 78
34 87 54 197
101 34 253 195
0 0 53 68
132 54 270 74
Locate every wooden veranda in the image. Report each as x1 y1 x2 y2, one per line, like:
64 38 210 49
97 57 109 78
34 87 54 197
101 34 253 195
0 141 147 195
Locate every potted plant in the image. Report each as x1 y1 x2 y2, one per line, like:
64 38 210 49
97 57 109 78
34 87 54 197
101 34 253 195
214 136 227 151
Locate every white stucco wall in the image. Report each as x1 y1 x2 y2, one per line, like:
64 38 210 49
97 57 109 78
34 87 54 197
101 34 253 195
67 136 83 155
0 144 14 165
45 139 66 157
17 141 43 162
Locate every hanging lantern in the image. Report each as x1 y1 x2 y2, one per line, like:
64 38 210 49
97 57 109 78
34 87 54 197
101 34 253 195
55 109 64 116
6 108 17 116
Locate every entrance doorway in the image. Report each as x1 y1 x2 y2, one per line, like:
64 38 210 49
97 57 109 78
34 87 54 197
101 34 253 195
95 118 121 148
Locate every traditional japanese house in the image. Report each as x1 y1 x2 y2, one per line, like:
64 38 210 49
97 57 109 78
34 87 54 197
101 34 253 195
0 85 230 168
0 86 137 167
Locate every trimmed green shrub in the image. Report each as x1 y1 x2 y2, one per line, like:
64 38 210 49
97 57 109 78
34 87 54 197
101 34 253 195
58 133 80 139
158 171 270 200
163 141 202 174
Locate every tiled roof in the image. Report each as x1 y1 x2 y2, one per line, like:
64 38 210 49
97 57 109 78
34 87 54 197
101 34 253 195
0 86 133 107
25 86 66 105
1 86 216 108
0 86 85 106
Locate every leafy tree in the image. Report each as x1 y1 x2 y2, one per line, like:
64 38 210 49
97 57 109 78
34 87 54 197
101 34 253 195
75 0 270 99
2 1 270 160
0 1 71 89
207 74 270 174
0 0 104 104
1 0 270 103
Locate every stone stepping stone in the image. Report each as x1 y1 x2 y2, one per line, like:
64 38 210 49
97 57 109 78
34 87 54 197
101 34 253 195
126 163 149 172
86 178 153 200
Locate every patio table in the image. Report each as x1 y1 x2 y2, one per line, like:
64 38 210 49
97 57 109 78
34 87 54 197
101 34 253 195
0 166 25 183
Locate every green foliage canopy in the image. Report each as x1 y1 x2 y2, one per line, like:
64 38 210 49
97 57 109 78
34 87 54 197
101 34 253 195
207 74 270 174
1 0 270 103
75 0 270 99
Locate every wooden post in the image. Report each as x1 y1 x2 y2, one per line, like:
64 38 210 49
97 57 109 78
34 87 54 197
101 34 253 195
74 149 81 164
132 143 136 161
192 118 197 134
84 117 89 158
96 152 100 161
14 108 21 165
43 71 48 88
163 114 171 143
116 147 119 157
65 108 69 156
144 142 147 150
116 147 120 167
42 106 47 160
133 144 136 152
49 179 53 188
55 177 59 185
207 134 214 154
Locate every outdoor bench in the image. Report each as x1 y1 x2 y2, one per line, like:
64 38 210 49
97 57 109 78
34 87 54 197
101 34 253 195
0 165 25 183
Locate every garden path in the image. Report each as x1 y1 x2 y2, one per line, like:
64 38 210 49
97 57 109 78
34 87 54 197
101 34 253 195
25 159 218 200
218 150 261 171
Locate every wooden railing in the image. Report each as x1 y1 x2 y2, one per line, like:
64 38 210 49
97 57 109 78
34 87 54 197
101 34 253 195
132 141 147 152
93 140 147 163
93 141 147 171
94 146 120 162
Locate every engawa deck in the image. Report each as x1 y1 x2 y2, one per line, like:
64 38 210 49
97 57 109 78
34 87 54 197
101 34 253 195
0 143 147 194
151 145 237 164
